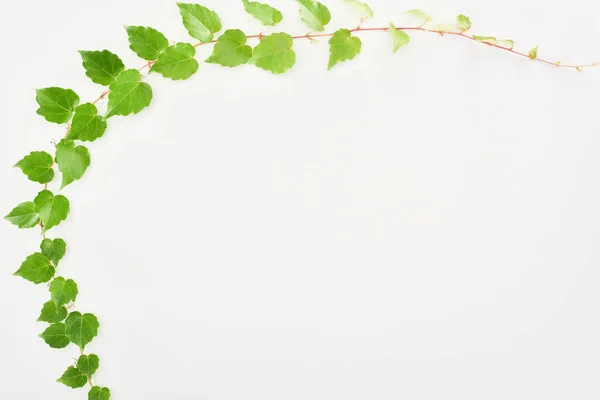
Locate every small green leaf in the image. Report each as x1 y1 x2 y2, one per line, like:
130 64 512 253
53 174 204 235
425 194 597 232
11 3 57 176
49 277 78 307
34 190 70 232
14 253 54 284
39 323 70 349
125 26 169 60
529 45 539 60
106 69 153 118
57 366 88 388
77 354 100 379
177 3 222 42
242 0 282 26
56 140 91 189
429 24 460 33
79 50 125 86
4 201 40 229
389 23 410 53
38 300 68 323
472 35 495 42
41 238 67 266
328 28 362 70
343 0 374 20
67 103 107 142
497 39 515 49
14 151 54 184
249 33 295 74
473 35 514 48
35 87 79 124
456 14 471 32
89 386 111 400
150 42 199 80
296 0 331 31
206 29 252 68
66 312 99 351
404 9 431 22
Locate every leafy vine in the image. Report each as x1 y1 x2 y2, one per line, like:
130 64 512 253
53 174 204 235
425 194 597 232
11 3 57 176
5 1 597 399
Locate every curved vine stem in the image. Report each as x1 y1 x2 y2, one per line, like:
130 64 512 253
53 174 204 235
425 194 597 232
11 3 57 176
79 24 598 117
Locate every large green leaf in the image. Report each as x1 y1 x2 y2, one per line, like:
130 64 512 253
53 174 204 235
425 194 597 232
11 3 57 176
328 29 362 70
89 387 111 400
14 151 54 183
14 253 54 284
296 0 331 31
55 140 91 189
79 50 125 85
41 238 67 266
5 202 40 229
125 26 169 60
35 87 79 124
66 312 99 350
49 277 78 307
206 29 252 67
57 366 88 388
106 69 153 118
249 33 295 74
67 103 107 142
38 300 68 323
177 3 222 42
77 354 100 379
39 323 70 349
242 0 282 26
34 190 70 232
150 43 199 80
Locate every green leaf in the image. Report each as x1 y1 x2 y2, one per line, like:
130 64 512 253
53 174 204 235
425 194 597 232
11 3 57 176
55 140 91 189
49 277 78 307
497 39 515 49
79 50 125 86
57 366 88 388
106 69 153 118
206 29 252 68
328 29 362 70
77 354 100 379
343 0 374 20
35 87 79 124
529 45 539 60
296 0 331 31
89 387 111 400
4 202 40 229
14 151 54 184
34 190 70 232
125 26 169 60
150 42 199 80
177 3 222 42
456 14 471 32
242 0 282 26
38 300 68 323
404 9 431 22
389 23 410 53
39 323 70 349
67 103 107 142
66 312 99 350
41 238 67 266
249 33 295 74
14 253 54 284
473 35 514 49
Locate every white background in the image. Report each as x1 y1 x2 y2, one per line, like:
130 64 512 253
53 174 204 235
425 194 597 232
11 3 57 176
1 0 600 399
